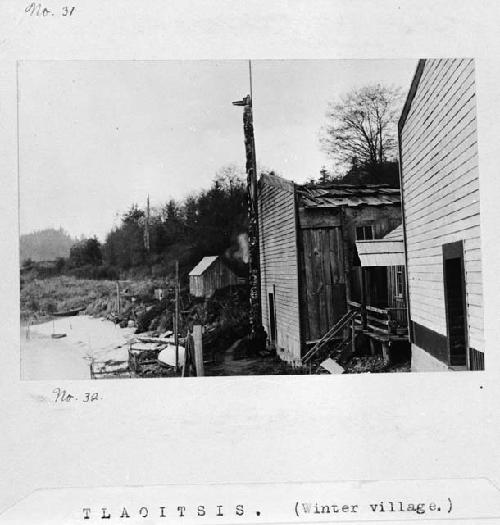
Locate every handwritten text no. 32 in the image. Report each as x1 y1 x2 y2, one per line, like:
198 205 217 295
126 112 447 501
53 388 99 403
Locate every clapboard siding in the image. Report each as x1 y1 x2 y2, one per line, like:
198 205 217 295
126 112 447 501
258 176 302 362
401 58 484 362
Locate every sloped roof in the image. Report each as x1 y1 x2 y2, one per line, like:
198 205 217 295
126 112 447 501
356 223 405 267
382 224 403 241
297 184 401 208
189 256 219 276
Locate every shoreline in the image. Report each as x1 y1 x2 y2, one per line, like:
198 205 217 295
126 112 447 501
21 315 136 381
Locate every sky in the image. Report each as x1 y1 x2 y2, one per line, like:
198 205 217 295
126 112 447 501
19 59 417 241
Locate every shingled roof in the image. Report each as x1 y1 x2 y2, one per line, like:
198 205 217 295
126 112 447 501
297 183 401 208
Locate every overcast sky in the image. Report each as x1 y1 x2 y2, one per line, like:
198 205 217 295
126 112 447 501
19 59 417 240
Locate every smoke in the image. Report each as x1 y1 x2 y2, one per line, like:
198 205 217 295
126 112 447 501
236 233 249 264
224 232 249 266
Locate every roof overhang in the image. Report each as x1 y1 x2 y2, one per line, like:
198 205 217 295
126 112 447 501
356 239 405 267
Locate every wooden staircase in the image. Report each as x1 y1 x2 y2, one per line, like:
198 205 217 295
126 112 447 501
302 309 358 366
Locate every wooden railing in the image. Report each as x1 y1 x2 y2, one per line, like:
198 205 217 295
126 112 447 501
348 301 408 339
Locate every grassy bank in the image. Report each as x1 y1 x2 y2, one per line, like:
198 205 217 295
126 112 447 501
20 275 157 323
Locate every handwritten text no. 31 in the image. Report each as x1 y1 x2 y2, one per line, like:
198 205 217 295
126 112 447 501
25 3 76 17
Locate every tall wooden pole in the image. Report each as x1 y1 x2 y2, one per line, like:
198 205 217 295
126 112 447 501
174 260 179 371
116 281 121 314
232 62 262 340
144 194 151 253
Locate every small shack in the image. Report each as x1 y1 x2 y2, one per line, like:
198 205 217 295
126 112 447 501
258 172 402 364
189 256 242 299
399 58 484 371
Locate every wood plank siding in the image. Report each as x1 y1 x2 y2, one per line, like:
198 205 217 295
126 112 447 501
189 257 242 298
400 59 484 369
258 174 302 362
297 205 401 342
298 224 346 342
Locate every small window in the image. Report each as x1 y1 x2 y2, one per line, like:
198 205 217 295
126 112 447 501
396 267 405 298
356 225 374 240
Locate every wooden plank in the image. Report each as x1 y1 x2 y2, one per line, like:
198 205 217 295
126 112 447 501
303 229 317 340
314 229 328 336
297 228 310 343
366 304 388 315
322 229 333 327
193 324 204 377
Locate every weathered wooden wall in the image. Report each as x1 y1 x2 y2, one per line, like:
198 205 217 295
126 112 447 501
258 174 302 362
297 205 401 342
298 224 346 342
401 58 484 365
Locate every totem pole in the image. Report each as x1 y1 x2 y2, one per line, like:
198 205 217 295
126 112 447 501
232 91 262 341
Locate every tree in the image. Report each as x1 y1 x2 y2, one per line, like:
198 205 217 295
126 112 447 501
320 84 403 172
104 205 147 269
69 237 102 267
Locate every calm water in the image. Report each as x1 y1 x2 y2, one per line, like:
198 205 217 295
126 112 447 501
20 316 135 380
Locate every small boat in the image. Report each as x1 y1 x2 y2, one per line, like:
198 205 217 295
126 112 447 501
52 307 85 317
51 333 67 339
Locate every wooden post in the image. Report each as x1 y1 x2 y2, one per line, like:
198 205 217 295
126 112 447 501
339 206 351 305
193 324 204 377
361 268 367 330
382 342 390 365
115 281 121 314
351 318 356 354
182 332 188 377
387 310 394 336
144 194 150 253
174 261 179 372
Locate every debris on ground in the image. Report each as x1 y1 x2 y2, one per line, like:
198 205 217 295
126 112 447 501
318 358 344 374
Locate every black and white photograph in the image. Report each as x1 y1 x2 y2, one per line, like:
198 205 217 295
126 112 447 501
3 2 500 523
18 58 483 379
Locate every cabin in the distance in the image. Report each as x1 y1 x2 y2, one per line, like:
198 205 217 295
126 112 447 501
399 58 484 371
258 172 401 365
189 255 244 299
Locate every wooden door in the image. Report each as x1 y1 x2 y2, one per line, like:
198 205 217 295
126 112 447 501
268 288 277 344
299 227 346 342
443 241 468 368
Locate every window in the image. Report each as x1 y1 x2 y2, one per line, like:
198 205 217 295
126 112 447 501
356 225 374 240
396 266 405 298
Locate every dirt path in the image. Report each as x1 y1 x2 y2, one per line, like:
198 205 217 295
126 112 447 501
205 338 301 376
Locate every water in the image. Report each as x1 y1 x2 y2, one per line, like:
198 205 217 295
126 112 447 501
21 316 136 380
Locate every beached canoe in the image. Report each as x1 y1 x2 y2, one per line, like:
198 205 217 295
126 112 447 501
52 307 85 317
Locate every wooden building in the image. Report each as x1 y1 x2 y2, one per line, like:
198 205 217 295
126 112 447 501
258 172 401 364
399 58 484 371
354 224 409 361
189 256 243 299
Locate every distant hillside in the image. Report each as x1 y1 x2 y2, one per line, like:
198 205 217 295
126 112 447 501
20 228 76 263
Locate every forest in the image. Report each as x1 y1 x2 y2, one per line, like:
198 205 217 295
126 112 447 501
21 165 249 284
